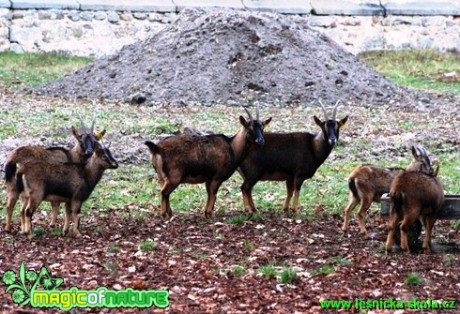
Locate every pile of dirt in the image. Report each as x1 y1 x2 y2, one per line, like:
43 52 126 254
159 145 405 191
37 8 422 106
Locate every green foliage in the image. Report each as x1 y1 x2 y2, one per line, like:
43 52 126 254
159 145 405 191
279 267 297 284
259 263 277 277
404 272 423 286
138 240 156 252
0 51 91 88
33 227 45 238
232 265 246 276
226 214 248 225
359 49 460 93
108 244 121 253
312 264 335 276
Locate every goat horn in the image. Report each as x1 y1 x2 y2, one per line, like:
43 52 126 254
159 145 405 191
255 102 260 121
90 112 98 133
244 107 254 122
317 99 329 121
77 113 87 132
332 100 341 121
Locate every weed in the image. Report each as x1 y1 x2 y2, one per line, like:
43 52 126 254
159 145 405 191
279 267 297 284
404 272 423 286
443 255 457 265
328 256 352 266
192 251 208 259
139 240 156 252
312 265 335 276
33 227 45 237
259 263 277 277
243 242 254 250
108 244 121 253
227 214 247 225
232 265 246 276
104 261 119 274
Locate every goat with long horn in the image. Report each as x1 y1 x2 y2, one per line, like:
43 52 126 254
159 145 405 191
238 100 348 213
145 105 271 219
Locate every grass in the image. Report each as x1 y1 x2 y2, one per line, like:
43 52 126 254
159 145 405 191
138 240 156 252
0 51 91 88
404 272 423 286
259 263 277 277
359 49 460 93
279 267 298 284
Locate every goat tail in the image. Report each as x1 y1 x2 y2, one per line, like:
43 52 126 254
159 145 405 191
144 141 159 154
348 178 359 199
15 173 24 193
4 162 17 182
390 192 405 215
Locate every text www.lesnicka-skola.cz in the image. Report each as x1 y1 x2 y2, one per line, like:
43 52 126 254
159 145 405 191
320 298 456 310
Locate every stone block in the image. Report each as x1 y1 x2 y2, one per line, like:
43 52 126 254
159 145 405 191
11 0 79 10
0 0 10 8
311 0 383 16
174 0 244 10
243 0 311 14
383 1 460 16
79 0 176 12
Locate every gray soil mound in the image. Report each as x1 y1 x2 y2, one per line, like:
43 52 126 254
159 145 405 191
37 9 420 106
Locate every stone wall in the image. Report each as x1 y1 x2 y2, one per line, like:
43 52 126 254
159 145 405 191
1 0 460 57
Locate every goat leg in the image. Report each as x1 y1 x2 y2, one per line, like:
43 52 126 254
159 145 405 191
357 197 372 238
282 179 295 212
422 215 436 253
160 180 177 220
62 202 71 236
204 180 221 218
49 201 60 228
5 191 19 233
71 201 82 238
241 179 258 213
342 193 359 233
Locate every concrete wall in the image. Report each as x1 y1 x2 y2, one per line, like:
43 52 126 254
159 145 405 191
1 1 460 57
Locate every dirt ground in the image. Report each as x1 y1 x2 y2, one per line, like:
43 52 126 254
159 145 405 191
36 8 424 107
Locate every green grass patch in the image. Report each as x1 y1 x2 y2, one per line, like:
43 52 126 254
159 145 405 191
259 263 277 277
0 51 91 88
279 267 298 284
138 240 156 252
359 49 460 93
404 272 423 286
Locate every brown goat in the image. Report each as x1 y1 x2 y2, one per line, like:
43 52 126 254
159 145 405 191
342 146 434 238
238 100 348 213
385 164 443 253
3 115 103 232
15 142 118 237
145 106 271 219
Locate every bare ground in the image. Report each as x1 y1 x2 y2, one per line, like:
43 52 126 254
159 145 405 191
0 88 459 313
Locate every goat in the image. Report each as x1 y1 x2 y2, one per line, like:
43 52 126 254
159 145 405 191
385 164 443 253
145 105 271 219
341 146 434 238
3 114 103 232
238 100 348 214
15 142 118 238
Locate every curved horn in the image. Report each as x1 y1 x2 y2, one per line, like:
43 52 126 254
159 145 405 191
332 100 341 121
77 113 87 132
255 102 260 121
244 107 254 122
90 112 98 133
317 99 329 121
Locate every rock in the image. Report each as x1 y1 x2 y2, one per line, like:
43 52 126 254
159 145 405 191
120 13 133 21
93 12 106 21
107 11 119 23
80 12 93 21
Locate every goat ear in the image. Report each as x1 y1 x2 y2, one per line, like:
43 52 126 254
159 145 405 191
263 117 272 127
71 126 80 140
95 129 106 140
239 116 248 127
313 115 323 126
339 115 349 127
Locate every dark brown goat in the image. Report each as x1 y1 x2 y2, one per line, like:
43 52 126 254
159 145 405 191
385 164 443 253
16 142 118 237
145 106 271 219
3 115 103 232
238 101 348 213
342 146 434 238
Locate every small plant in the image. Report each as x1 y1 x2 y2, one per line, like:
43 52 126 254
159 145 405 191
328 256 352 266
138 240 156 252
192 251 208 259
312 265 335 276
435 236 447 245
243 242 254 250
279 267 297 284
51 228 61 236
169 248 183 255
404 272 423 286
33 227 45 237
108 244 121 253
232 265 246 276
104 261 118 273
259 263 277 277
249 213 263 222
227 214 247 225
443 255 457 265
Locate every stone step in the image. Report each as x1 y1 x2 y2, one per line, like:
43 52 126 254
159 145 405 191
11 0 79 9
173 0 244 11
311 0 383 16
383 1 460 16
242 0 311 15
79 0 176 12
